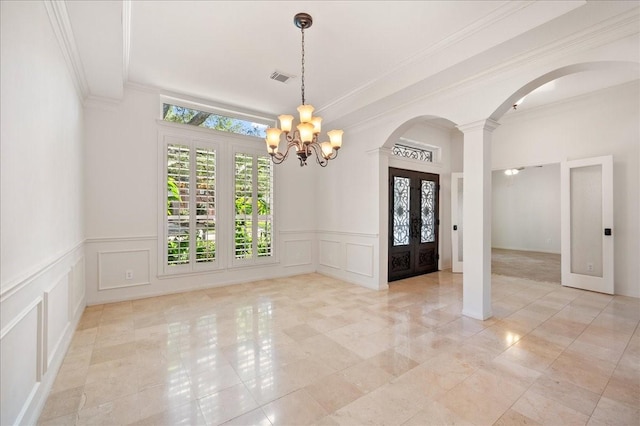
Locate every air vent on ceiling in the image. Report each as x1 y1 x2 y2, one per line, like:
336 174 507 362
270 71 294 83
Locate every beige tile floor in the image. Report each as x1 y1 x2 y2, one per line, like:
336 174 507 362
38 272 639 426
492 249 561 284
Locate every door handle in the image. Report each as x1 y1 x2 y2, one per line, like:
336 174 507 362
453 225 458 231
604 228 612 236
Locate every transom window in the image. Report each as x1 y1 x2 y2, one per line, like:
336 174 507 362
392 144 433 162
163 103 269 138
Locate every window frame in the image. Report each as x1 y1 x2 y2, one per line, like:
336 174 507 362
158 120 277 277
160 96 275 136
231 146 275 268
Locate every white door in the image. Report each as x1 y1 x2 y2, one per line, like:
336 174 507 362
561 156 614 294
451 173 463 273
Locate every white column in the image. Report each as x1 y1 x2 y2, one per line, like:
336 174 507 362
457 119 499 320
369 147 392 290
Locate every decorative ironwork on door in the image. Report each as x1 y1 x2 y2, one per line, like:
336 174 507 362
388 168 440 282
393 176 411 246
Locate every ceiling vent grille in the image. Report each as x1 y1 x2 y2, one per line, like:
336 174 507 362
270 71 294 83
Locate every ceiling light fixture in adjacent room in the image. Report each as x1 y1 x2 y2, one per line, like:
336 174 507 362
265 13 343 167
504 167 525 176
512 96 526 110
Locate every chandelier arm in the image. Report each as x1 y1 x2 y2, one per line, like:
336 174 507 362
270 150 287 164
284 130 296 144
308 143 328 167
270 139 298 164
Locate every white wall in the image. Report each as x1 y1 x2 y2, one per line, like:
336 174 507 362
314 123 381 288
492 164 561 254
492 81 640 297
315 119 459 289
83 86 319 304
0 2 86 425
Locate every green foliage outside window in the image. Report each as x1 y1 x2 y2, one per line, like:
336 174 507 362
163 104 268 138
165 108 273 267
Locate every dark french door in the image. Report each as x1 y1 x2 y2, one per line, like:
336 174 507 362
388 168 440 282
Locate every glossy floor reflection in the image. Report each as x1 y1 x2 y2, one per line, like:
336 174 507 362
39 272 639 425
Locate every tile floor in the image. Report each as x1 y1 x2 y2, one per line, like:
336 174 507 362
492 249 561 284
38 272 639 426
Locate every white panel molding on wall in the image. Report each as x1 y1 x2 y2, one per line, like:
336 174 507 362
317 231 381 290
345 243 375 278
319 239 341 270
0 241 84 303
0 299 43 426
0 245 85 426
84 232 318 305
43 276 70 371
97 249 151 290
70 258 86 321
282 239 313 268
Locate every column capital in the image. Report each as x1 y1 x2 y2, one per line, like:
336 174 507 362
456 118 500 134
367 147 393 157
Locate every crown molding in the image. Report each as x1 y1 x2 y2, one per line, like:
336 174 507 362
422 7 640 108
335 6 640 132
317 1 538 115
124 81 161 94
43 0 89 101
83 94 122 110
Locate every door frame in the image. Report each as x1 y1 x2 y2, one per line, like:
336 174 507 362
388 167 440 281
561 155 614 294
451 172 463 273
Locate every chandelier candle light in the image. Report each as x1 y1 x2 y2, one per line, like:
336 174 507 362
265 13 343 167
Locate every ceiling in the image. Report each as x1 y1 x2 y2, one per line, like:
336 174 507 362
64 1 639 123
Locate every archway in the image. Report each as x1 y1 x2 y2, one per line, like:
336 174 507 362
490 61 639 121
465 60 640 318
376 115 461 287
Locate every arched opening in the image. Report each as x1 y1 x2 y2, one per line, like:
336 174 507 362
378 116 462 285
486 60 639 299
490 61 639 121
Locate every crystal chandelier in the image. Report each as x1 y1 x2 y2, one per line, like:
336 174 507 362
265 13 343 167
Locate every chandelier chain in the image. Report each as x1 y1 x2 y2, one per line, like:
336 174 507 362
301 27 305 105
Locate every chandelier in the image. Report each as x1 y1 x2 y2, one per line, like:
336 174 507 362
265 13 343 167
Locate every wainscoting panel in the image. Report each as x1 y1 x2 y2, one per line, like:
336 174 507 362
98 249 151 290
0 243 84 426
85 233 316 305
70 258 85 320
0 300 42 426
44 276 69 369
319 239 341 270
316 232 382 290
345 243 374 277
282 239 312 267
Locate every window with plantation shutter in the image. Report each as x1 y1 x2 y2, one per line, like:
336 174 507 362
256 156 273 258
234 153 253 259
234 152 274 262
167 145 191 266
165 140 217 272
160 120 275 276
195 148 216 262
